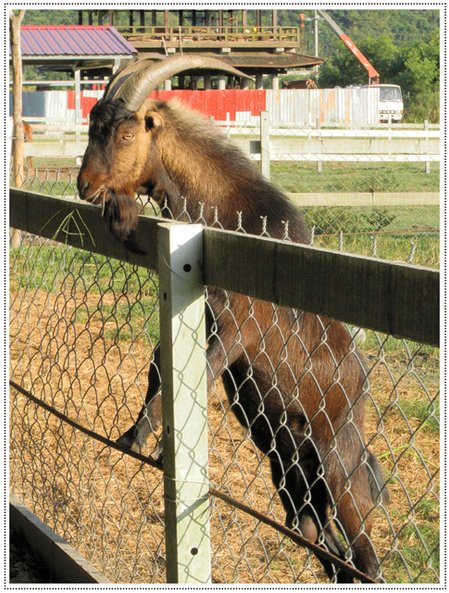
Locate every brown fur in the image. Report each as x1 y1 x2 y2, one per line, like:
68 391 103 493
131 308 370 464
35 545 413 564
77 98 388 582
283 79 318 90
23 121 33 172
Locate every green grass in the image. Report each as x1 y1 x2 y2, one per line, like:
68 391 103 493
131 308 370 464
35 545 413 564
13 172 78 197
10 244 160 345
301 205 439 268
14 159 440 197
383 498 440 583
395 399 439 434
271 162 440 194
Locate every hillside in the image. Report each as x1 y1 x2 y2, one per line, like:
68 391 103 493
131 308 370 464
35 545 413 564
22 8 439 50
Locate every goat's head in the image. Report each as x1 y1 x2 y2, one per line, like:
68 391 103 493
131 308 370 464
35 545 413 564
77 56 250 247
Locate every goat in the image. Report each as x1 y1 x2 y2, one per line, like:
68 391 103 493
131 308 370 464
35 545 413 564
77 55 388 583
283 79 318 90
12 120 33 173
23 121 33 173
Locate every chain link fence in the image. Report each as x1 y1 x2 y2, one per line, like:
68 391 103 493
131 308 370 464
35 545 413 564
14 158 439 268
9 162 439 584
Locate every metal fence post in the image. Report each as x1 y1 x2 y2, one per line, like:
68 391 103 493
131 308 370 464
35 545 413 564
157 222 211 584
260 110 271 180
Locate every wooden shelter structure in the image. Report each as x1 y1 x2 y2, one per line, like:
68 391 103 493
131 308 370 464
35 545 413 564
77 9 323 89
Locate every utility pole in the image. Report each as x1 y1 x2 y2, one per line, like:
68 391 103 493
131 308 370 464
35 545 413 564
10 9 26 248
314 10 319 75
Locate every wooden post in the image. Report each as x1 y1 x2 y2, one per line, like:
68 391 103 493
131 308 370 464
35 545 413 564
157 223 211 584
260 111 270 180
9 9 25 248
74 68 81 142
272 9 278 35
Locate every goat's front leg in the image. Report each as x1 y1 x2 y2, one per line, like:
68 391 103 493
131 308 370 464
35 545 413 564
116 344 162 457
116 325 240 459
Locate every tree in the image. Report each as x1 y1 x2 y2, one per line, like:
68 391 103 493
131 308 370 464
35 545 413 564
399 30 439 121
402 30 439 92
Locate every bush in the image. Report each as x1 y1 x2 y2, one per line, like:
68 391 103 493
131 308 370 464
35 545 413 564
403 91 440 123
304 206 397 235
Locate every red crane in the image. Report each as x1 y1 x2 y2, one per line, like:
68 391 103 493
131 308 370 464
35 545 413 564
318 10 380 84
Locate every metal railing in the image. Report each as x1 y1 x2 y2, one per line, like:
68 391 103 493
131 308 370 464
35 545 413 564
116 25 301 46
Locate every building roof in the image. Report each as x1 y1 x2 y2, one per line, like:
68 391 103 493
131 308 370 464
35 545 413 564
20 26 137 58
137 51 323 73
218 52 323 70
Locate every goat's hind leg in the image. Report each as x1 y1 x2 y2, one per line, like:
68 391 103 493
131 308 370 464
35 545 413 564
116 344 162 458
326 460 384 582
269 454 355 583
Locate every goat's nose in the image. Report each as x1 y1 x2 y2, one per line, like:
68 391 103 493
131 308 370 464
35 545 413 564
77 176 89 199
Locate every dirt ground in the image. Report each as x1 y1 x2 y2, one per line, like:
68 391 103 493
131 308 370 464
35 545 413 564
9 264 440 584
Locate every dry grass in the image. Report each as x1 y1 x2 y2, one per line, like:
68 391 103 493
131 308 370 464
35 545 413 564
9 247 439 584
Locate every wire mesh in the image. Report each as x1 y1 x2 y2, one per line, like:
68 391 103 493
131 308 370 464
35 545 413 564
10 236 166 583
9 164 439 584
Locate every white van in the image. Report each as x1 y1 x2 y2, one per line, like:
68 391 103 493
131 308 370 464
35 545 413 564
362 84 404 123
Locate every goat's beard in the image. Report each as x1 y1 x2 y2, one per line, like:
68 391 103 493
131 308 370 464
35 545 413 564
103 193 145 254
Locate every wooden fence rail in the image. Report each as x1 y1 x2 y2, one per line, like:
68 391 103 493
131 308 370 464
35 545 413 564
10 189 439 346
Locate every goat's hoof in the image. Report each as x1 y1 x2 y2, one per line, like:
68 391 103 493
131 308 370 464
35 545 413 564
116 434 142 454
150 443 163 464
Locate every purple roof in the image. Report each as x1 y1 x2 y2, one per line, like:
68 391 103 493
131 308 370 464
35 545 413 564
21 26 137 56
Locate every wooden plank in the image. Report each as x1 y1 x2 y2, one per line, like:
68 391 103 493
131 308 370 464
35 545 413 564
203 227 439 346
10 190 439 345
10 495 110 583
220 124 440 134
287 192 440 207
9 189 160 270
24 142 87 157
24 138 439 161
267 136 440 155
267 154 440 163
26 136 439 160
238 128 441 139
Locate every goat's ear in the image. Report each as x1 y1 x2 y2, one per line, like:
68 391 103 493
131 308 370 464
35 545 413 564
144 110 163 131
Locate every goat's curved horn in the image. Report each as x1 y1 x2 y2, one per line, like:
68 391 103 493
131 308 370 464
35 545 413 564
111 55 253 112
104 57 161 102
